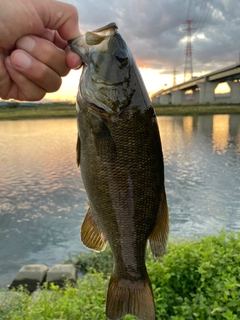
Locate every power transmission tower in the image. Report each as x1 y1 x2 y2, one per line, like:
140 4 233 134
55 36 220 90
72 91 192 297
184 19 195 82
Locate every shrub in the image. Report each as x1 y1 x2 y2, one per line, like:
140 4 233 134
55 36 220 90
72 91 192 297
1 232 239 319
65 246 113 276
67 232 240 319
6 102 20 109
148 232 240 319
0 274 108 320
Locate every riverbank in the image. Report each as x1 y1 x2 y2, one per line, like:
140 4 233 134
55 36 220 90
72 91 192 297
0 102 240 120
1 232 239 319
154 104 240 115
0 103 76 120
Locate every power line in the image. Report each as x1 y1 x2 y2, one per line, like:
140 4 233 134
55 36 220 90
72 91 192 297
194 0 208 32
197 0 213 32
186 0 193 20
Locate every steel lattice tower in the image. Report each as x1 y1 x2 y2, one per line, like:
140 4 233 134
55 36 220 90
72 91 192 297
184 19 194 82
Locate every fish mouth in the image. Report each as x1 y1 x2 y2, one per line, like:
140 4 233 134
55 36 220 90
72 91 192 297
87 103 118 120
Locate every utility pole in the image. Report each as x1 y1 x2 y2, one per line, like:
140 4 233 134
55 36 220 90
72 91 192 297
184 19 194 82
173 68 177 86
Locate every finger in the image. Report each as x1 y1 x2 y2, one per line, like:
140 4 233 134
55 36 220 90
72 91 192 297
9 50 62 93
66 49 82 70
4 57 46 101
16 35 69 77
41 29 67 50
0 51 12 99
39 30 82 69
38 1 81 40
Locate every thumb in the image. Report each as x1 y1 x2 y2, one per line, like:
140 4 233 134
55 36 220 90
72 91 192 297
39 0 81 40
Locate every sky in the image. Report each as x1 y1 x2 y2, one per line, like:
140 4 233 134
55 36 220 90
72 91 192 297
6 0 240 102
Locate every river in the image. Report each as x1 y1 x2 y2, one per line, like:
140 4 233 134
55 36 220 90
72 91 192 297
0 115 239 288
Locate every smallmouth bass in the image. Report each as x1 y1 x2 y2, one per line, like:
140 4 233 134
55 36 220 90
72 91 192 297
69 22 169 320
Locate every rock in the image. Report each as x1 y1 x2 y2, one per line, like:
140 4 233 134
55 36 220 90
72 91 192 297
46 264 77 287
10 264 48 292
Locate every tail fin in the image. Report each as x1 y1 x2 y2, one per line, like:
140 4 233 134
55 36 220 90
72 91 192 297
106 275 155 320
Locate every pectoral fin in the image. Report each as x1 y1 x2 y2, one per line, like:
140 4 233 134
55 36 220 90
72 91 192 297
149 188 169 258
76 134 81 167
81 204 107 252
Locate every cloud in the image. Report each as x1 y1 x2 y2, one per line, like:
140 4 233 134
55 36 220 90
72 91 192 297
63 0 240 75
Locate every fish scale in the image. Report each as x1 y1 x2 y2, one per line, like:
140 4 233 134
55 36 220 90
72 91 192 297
69 22 169 320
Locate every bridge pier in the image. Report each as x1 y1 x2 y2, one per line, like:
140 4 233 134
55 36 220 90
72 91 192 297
160 94 171 104
152 96 160 105
197 82 217 104
227 81 240 103
171 90 183 104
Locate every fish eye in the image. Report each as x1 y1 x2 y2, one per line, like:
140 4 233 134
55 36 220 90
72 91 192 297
115 49 128 65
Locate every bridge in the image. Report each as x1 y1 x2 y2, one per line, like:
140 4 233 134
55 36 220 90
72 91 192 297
152 63 240 105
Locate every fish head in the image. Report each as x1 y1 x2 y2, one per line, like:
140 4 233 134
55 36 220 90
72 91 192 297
69 22 136 117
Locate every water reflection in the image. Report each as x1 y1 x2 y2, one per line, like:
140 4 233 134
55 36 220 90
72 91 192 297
212 115 230 154
0 115 239 288
237 131 240 152
183 116 193 139
0 119 88 288
157 114 240 239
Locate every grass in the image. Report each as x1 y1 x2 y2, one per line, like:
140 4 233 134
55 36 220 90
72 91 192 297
154 104 240 116
0 102 240 120
0 102 76 120
1 232 239 320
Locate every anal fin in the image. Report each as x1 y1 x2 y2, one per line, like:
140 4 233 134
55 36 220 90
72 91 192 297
81 204 107 252
149 188 169 258
106 274 155 320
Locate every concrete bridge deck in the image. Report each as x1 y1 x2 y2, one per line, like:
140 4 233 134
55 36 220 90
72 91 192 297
152 63 240 105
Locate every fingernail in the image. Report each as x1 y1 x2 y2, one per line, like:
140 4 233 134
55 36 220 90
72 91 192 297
17 36 35 52
4 56 13 69
66 50 82 69
13 52 31 69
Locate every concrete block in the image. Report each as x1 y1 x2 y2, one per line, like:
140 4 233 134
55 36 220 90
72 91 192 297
10 264 48 292
46 264 77 287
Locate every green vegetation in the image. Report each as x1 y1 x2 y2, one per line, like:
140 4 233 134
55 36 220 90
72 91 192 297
0 102 76 120
154 104 240 116
1 232 240 319
65 246 113 275
0 102 240 120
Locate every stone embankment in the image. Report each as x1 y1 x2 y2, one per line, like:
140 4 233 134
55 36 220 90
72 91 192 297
10 264 77 292
0 264 77 306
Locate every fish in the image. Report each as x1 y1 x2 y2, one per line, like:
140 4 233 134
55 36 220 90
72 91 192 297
69 22 169 320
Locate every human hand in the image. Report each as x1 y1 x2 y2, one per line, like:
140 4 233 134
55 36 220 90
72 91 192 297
0 0 82 101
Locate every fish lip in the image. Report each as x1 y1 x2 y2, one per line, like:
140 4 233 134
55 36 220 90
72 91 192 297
68 38 78 46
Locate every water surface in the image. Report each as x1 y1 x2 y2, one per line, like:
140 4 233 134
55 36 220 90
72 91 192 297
0 115 239 287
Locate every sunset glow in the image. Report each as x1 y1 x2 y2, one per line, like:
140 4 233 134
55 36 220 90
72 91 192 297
41 67 233 103
44 67 174 102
